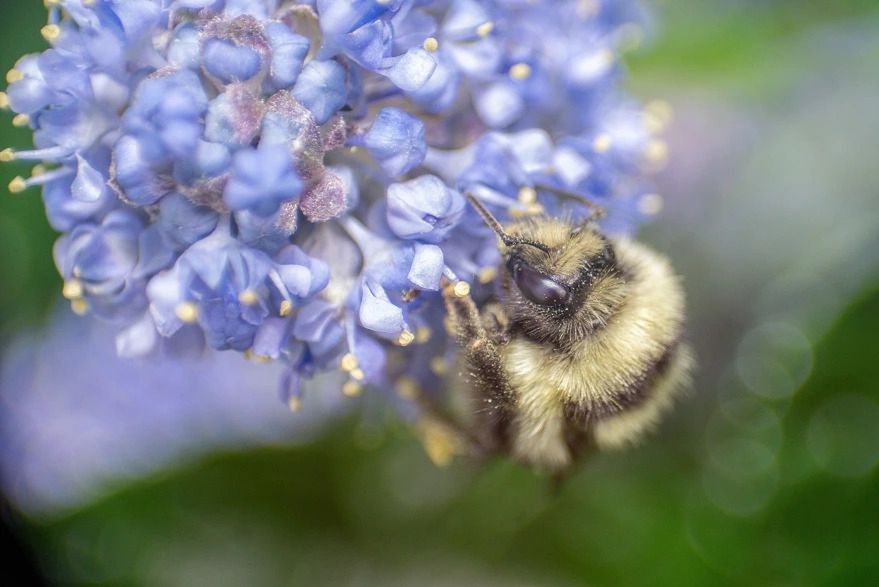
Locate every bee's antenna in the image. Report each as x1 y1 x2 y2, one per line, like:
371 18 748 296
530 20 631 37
533 183 606 220
464 192 517 247
465 192 553 253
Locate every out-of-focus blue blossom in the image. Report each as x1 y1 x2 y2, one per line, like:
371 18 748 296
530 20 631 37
4 0 664 414
225 144 302 215
0 308 347 517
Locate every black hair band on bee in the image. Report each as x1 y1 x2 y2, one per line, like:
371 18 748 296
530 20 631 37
464 192 551 253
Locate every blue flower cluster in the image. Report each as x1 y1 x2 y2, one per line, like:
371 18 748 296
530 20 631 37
4 0 667 410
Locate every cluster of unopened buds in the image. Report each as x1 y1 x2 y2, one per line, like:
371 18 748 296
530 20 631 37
3 0 669 422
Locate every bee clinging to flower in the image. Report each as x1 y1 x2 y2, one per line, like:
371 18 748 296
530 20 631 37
439 192 693 472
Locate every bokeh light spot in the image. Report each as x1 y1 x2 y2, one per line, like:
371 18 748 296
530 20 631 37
736 322 813 399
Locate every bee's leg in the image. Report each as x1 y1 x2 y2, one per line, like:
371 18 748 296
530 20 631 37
441 279 515 452
480 302 511 346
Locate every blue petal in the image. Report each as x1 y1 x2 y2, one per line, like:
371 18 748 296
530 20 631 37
111 135 168 206
293 300 339 342
475 81 525 129
202 38 262 83
359 280 404 335
317 0 397 36
71 154 107 202
264 22 310 88
275 245 330 297
167 22 201 69
252 318 290 359
407 243 444 290
363 107 426 177
157 192 219 250
234 208 296 255
378 48 436 92
291 59 348 124
350 328 386 381
409 54 460 113
224 145 302 216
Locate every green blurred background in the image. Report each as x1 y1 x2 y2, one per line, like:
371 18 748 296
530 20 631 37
2 1 879 585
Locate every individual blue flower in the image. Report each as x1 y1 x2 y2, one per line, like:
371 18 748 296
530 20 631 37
53 210 141 296
363 107 426 177
291 59 348 125
121 69 208 159
224 144 302 216
386 174 465 243
202 38 263 84
263 22 310 89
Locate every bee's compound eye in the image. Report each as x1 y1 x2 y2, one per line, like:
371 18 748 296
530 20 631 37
509 261 569 306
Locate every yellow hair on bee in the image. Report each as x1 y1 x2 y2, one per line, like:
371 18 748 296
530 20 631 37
501 239 689 470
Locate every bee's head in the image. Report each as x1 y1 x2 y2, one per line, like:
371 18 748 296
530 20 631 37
466 194 627 346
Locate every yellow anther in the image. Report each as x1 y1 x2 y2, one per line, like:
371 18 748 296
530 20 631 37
175 301 199 323
44 0 62 7
62 279 83 300
0 148 15 162
237 289 259 305
415 326 432 344
517 185 537 204
71 298 89 316
6 69 24 84
342 380 362 397
279 299 293 317
41 24 62 42
244 350 271 363
12 114 29 127
429 356 447 376
0 92 9 109
397 329 415 346
509 62 532 81
476 21 494 37
422 37 439 52
339 352 358 372
477 266 497 284
350 368 365 382
287 395 302 412
593 133 612 153
645 139 669 166
8 176 26 193
638 193 664 216
31 164 46 177
419 420 460 467
453 281 471 298
396 376 420 400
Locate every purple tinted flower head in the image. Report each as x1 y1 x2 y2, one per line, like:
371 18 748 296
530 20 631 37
3 0 666 416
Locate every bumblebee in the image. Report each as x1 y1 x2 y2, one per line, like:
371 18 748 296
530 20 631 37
439 193 693 472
